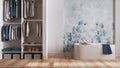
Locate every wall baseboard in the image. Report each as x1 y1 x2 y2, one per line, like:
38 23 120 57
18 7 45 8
116 55 120 58
48 53 64 58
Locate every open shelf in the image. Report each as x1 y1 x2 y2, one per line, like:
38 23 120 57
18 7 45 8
3 23 21 25
23 51 42 53
2 51 21 53
24 19 43 22
23 43 42 46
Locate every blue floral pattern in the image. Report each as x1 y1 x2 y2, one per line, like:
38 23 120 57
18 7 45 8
64 0 113 57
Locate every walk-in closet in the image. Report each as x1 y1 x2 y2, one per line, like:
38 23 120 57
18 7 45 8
1 0 47 60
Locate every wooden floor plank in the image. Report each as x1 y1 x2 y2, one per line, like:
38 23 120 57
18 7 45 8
0 57 119 68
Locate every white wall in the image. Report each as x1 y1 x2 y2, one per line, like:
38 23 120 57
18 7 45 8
115 0 120 57
0 0 3 59
46 0 120 57
46 0 64 55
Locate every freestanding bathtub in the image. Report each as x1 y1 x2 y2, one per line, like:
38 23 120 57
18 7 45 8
74 43 115 60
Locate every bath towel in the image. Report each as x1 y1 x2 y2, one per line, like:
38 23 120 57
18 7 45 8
102 44 112 54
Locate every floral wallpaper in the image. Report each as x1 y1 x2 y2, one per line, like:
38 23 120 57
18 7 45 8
63 0 113 57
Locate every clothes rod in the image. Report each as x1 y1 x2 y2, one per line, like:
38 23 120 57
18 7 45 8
24 19 43 22
3 23 21 25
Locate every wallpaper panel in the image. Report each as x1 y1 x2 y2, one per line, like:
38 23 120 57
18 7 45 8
63 0 113 57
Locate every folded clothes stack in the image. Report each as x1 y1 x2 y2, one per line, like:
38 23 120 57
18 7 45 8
12 48 21 51
2 48 12 51
2 48 21 51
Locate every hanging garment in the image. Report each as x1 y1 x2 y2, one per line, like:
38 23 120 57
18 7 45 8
4 1 10 21
40 24 42 37
22 21 27 38
26 0 30 17
13 26 17 40
24 0 35 18
36 23 39 37
22 21 29 37
22 22 26 38
1 25 9 41
30 0 35 17
39 24 42 37
22 22 26 43
10 0 16 18
12 25 21 40
15 26 18 40
1 26 6 41
16 26 21 40
26 22 30 37
17 26 21 40
5 25 10 41
16 0 18 18
9 25 12 40
12 25 15 40
36 23 42 37
24 0 27 18
4 1 7 20
16 0 21 18
11 25 14 40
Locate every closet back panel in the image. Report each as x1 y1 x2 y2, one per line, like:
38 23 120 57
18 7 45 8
24 21 42 44
3 41 21 48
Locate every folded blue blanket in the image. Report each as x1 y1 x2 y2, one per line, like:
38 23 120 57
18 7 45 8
12 48 21 51
2 48 12 51
2 48 21 51
102 44 112 54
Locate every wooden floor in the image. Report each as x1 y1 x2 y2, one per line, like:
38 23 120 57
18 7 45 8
0 57 120 68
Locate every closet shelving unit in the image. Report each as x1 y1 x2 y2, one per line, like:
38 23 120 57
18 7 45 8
2 0 47 60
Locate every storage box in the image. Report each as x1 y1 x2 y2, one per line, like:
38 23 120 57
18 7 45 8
3 54 12 59
34 54 41 59
13 54 21 59
24 54 32 59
